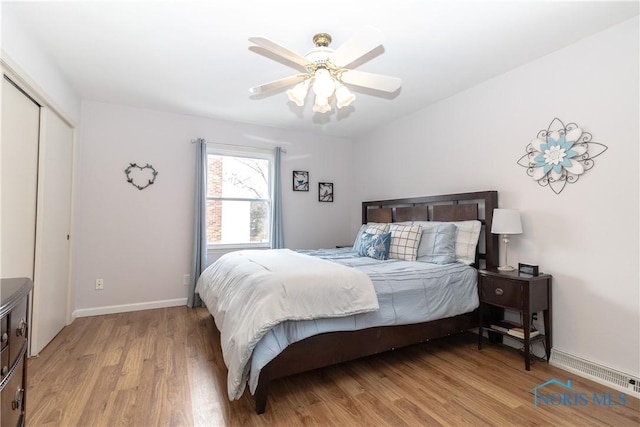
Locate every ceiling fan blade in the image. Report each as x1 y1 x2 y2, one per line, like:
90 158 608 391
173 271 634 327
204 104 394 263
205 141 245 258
340 69 401 93
249 37 310 69
249 74 308 95
329 27 384 68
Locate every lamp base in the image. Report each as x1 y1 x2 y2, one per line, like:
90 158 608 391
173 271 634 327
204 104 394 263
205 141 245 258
497 265 515 272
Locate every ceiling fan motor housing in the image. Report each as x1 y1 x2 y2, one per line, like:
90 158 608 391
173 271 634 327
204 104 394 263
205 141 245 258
312 33 332 47
305 47 335 68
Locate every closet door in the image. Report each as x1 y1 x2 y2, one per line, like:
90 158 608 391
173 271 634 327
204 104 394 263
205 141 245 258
31 107 73 355
1 76 40 278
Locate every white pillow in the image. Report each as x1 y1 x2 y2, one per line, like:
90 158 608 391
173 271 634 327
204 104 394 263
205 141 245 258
451 220 482 265
388 224 422 261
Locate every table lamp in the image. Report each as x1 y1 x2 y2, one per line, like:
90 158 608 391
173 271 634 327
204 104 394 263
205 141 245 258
491 209 523 271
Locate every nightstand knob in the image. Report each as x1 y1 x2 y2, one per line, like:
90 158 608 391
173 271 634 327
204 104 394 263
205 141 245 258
494 287 504 296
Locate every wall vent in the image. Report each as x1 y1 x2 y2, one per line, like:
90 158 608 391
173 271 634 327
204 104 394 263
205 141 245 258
550 349 639 398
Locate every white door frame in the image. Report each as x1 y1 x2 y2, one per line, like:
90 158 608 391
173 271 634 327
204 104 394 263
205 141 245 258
2 59 77 356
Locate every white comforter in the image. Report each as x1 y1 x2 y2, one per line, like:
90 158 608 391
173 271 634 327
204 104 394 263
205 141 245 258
196 249 379 400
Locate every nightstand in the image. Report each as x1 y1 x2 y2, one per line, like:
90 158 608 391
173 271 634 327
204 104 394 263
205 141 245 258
477 268 552 370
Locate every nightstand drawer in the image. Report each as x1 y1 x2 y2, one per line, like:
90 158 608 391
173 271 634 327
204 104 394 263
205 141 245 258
480 276 521 308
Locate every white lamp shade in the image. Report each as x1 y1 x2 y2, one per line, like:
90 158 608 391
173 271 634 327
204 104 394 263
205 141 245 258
491 209 523 234
312 96 331 113
335 84 355 109
286 81 309 106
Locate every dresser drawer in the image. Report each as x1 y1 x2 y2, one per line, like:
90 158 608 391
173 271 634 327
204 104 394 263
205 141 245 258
0 317 8 351
0 347 9 381
480 275 522 308
8 298 28 365
1 353 25 427
1 278 32 427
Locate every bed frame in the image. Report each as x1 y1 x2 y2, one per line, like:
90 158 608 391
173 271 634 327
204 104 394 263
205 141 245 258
253 190 499 413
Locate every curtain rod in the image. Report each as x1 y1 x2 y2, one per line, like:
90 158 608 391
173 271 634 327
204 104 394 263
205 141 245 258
191 138 287 153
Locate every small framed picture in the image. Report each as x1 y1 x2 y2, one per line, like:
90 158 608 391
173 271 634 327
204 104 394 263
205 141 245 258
293 171 309 191
319 182 333 202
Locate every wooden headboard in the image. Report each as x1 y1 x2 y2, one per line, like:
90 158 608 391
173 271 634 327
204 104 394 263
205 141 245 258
362 191 499 269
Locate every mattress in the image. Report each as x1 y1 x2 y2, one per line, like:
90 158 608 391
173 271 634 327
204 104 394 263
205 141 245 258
247 248 478 394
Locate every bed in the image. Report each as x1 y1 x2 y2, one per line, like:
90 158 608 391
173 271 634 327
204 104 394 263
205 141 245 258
197 190 499 413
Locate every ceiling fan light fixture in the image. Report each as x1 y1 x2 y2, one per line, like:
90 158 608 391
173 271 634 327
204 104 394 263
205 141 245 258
335 83 355 109
312 68 336 98
249 29 401 115
286 80 309 106
312 96 331 113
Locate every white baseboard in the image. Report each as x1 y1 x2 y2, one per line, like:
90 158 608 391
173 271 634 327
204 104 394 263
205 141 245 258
550 348 640 399
72 298 188 319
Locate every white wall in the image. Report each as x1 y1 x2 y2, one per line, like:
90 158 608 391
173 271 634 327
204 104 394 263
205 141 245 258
73 101 353 313
351 17 639 376
1 7 80 125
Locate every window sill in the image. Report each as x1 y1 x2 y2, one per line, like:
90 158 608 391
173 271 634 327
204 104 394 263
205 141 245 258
207 243 270 251
206 244 271 265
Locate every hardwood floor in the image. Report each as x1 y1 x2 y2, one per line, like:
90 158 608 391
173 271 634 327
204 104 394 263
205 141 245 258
27 306 639 426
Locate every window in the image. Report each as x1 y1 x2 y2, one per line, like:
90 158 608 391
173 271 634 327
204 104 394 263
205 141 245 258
206 146 273 248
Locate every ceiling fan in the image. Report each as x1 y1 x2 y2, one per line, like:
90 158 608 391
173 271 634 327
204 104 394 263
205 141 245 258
249 27 401 113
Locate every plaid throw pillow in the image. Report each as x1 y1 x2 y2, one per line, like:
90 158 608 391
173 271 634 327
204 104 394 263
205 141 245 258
388 224 423 261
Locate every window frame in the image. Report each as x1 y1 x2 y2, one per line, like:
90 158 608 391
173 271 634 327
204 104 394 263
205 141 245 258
206 144 274 250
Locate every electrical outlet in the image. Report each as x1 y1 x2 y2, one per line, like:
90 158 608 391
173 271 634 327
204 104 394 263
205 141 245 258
183 274 190 286
95 279 104 290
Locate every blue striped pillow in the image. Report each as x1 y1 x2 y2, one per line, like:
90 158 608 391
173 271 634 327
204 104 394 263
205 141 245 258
416 222 457 264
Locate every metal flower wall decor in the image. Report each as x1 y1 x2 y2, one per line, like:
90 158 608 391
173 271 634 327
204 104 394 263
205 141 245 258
517 117 607 194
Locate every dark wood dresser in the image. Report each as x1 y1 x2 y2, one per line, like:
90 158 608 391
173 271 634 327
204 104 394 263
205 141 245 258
0 278 32 427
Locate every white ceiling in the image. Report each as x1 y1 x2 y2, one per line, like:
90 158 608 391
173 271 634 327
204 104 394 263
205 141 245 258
3 1 638 138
